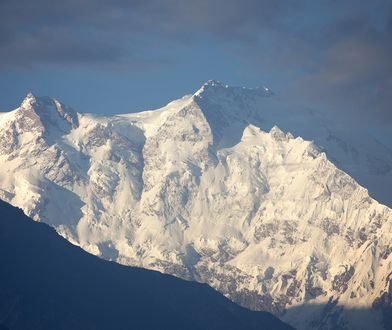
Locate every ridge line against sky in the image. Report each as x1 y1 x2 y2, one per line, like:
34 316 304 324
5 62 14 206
0 0 391 126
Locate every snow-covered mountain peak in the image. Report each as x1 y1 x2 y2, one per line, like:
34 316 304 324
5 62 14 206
18 92 79 131
189 81 273 148
241 124 263 138
19 92 54 112
21 91 37 108
269 125 288 140
194 80 273 100
241 125 296 146
1 85 392 330
121 81 273 149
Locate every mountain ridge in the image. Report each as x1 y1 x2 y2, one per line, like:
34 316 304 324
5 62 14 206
0 81 391 329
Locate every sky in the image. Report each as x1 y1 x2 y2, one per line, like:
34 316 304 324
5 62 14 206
0 0 391 127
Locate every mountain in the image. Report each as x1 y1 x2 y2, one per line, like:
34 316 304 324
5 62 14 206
0 80 391 329
0 200 292 330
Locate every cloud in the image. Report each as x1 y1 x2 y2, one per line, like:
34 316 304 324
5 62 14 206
0 0 299 68
286 3 392 122
1 0 391 122
0 1 142 68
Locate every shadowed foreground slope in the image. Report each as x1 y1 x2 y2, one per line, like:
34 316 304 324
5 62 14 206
0 200 293 330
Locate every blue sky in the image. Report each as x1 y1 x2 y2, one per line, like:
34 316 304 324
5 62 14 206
1 0 391 125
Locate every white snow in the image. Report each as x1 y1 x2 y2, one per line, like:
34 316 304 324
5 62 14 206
0 80 391 330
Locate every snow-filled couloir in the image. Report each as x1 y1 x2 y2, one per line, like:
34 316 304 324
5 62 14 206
0 80 391 330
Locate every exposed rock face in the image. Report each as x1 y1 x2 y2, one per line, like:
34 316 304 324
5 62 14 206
0 81 391 330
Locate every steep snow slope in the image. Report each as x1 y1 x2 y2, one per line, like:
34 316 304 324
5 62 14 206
0 81 391 330
0 200 293 330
